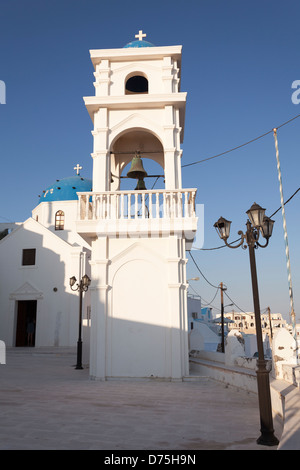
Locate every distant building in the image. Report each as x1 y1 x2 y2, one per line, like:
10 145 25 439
187 296 219 352
187 295 202 331
187 295 212 330
224 310 287 337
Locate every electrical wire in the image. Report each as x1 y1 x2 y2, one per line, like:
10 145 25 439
115 115 300 312
188 251 219 289
187 186 300 314
193 186 300 251
182 113 300 169
188 284 221 311
224 291 247 314
201 287 220 306
184 117 300 313
270 187 300 218
189 245 250 313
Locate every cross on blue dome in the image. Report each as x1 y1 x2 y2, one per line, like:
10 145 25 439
124 30 155 48
40 165 92 202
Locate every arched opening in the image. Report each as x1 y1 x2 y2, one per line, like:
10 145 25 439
125 74 148 95
110 129 164 191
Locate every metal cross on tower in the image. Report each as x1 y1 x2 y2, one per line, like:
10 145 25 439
135 30 146 41
74 164 82 175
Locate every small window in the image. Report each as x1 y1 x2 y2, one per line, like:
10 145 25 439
22 249 36 266
125 75 148 94
55 210 64 230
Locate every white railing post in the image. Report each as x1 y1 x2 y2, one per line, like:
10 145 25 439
148 192 153 219
134 193 138 219
85 195 89 220
127 193 131 219
184 191 188 218
155 192 160 219
141 193 146 219
120 193 124 219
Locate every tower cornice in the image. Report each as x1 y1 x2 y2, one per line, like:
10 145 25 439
89 45 182 68
83 93 187 122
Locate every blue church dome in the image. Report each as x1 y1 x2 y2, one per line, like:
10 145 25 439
124 31 154 48
40 175 92 202
124 39 154 48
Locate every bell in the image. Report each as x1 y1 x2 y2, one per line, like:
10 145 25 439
127 154 148 180
135 178 147 190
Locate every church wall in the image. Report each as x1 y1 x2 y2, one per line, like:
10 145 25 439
32 201 91 249
0 220 89 348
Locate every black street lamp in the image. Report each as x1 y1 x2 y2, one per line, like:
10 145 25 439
70 274 91 370
214 203 278 447
219 282 227 353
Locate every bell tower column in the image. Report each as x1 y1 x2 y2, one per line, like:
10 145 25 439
91 108 110 192
79 32 198 380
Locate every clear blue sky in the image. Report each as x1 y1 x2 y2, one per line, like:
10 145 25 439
0 0 299 321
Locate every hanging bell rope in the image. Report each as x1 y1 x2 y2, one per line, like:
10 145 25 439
273 128 297 348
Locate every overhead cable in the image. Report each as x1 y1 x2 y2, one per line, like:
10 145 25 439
188 251 219 289
188 251 246 312
194 186 300 251
182 113 300 169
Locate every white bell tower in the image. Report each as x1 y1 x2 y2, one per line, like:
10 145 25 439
77 32 198 380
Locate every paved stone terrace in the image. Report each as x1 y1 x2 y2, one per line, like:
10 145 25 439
0 348 282 451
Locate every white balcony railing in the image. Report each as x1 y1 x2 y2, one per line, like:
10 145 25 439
77 189 197 222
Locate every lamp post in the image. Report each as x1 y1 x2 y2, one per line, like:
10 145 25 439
70 274 91 370
214 203 278 446
220 282 226 353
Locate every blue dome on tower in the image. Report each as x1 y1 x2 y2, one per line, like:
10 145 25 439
124 40 154 48
124 30 154 48
40 172 92 202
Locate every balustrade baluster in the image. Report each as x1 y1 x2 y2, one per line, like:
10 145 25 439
92 195 96 220
120 193 124 219
142 193 146 218
134 193 138 219
148 192 153 219
178 191 182 218
163 192 166 218
127 193 131 219
184 192 188 218
171 192 175 218
85 195 89 220
155 192 159 218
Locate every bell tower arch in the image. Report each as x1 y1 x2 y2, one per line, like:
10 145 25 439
79 32 198 380
84 31 185 192
110 128 164 191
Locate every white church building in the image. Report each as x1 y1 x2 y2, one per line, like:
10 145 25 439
0 169 92 349
0 31 198 381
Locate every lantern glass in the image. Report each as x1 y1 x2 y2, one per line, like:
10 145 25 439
214 217 232 240
82 274 91 288
260 216 275 239
69 276 77 287
246 202 266 227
